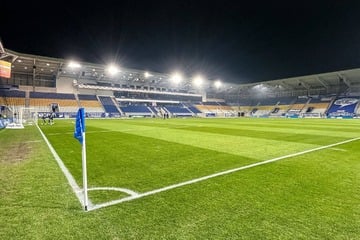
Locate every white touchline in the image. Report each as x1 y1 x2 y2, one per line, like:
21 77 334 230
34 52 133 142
36 124 93 208
89 136 360 211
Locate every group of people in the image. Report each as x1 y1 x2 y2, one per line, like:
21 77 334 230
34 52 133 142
41 112 55 125
163 112 169 119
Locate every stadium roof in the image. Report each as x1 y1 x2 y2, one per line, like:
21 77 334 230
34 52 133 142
2 47 360 96
1 48 225 92
232 68 360 97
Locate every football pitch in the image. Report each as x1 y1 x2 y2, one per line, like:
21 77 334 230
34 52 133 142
1 118 360 239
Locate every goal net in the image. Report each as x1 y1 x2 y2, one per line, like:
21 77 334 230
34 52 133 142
6 107 38 129
20 107 38 126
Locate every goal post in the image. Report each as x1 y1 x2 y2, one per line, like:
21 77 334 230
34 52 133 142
5 107 38 129
20 107 38 126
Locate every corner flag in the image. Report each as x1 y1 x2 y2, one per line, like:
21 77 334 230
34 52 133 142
74 108 85 144
74 108 89 211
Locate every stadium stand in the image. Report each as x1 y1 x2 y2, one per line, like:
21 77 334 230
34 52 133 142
119 105 152 117
0 90 26 108
301 96 333 117
163 105 193 117
288 97 309 113
98 96 121 116
78 94 104 113
247 96 296 117
29 92 78 113
194 101 235 117
184 104 202 114
3 45 360 119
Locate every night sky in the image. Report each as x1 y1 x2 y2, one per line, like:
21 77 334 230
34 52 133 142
2 1 360 84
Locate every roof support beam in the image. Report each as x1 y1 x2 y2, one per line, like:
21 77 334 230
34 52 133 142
298 80 310 90
316 76 329 90
337 73 351 88
280 81 293 90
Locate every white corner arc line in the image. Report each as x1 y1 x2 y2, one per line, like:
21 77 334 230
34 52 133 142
88 187 139 197
36 124 93 208
89 136 360 211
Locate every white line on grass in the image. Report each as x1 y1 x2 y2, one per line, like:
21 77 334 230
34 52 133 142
89 136 360 211
36 124 93 209
88 187 139 196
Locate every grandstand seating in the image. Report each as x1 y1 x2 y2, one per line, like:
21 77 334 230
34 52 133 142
148 106 160 115
78 94 104 113
98 96 120 114
246 97 296 117
194 102 235 116
0 90 26 98
0 90 26 108
164 105 193 117
30 92 76 99
119 105 152 117
187 105 202 114
29 92 78 113
2 85 350 119
300 97 333 116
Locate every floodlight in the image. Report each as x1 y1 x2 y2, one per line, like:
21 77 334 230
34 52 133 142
214 80 222 88
144 72 153 78
68 61 81 69
170 72 183 84
106 64 120 76
193 75 204 87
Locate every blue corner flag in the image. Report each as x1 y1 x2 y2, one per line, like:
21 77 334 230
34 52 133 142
74 108 85 144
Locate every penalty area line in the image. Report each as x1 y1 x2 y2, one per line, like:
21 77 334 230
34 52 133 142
89 136 360 211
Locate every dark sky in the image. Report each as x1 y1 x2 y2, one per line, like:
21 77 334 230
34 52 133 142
2 1 360 84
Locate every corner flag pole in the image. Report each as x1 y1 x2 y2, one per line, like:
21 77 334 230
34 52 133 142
82 129 89 211
74 108 89 211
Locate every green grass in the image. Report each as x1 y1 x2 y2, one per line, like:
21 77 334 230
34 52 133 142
1 118 360 239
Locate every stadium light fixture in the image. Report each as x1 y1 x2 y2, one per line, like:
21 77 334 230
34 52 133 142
170 72 183 84
214 80 222 89
144 72 153 78
193 75 204 87
106 64 120 76
68 61 81 69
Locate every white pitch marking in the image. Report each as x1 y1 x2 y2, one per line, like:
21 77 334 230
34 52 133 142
36 124 93 208
88 187 139 197
89 136 360 211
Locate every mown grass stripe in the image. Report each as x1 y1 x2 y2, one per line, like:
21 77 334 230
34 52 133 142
90 136 360 211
